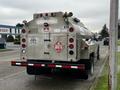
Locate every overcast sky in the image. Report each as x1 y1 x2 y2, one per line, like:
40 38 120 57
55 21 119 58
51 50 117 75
0 0 119 32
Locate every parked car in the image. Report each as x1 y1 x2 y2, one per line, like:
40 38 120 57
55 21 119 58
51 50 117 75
0 38 6 49
103 37 109 45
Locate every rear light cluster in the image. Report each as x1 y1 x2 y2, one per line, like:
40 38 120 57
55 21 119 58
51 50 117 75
43 22 50 32
68 37 74 55
68 27 75 56
21 28 27 60
34 13 56 19
69 27 74 32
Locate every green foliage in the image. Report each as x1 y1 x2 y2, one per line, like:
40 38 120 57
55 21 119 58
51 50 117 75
100 24 109 39
16 23 24 28
95 63 108 90
118 40 120 46
7 35 14 42
95 52 120 90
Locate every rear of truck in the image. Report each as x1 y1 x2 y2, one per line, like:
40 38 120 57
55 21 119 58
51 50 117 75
11 12 94 79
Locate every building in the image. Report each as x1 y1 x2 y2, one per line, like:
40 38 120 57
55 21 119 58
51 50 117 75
0 24 21 41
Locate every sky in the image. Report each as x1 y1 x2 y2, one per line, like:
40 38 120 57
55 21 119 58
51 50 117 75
0 0 119 32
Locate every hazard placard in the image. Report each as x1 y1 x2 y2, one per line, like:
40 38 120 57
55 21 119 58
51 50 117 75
54 41 63 53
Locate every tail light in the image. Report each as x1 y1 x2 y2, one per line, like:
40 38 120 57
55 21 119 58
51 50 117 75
69 50 74 55
69 38 74 43
69 44 74 49
21 29 26 33
69 27 74 32
22 38 26 42
22 44 26 48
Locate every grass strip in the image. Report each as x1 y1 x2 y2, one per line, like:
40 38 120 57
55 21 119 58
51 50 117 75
94 52 120 90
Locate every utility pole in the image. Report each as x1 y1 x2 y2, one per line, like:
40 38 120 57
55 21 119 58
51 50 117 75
109 0 119 90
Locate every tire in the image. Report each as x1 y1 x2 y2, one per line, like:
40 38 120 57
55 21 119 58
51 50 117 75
89 56 94 76
89 62 94 75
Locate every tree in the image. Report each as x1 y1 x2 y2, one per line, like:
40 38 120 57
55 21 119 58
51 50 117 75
100 24 109 39
16 23 24 28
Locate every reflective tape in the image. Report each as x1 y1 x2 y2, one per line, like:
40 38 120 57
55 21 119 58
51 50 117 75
71 66 78 69
41 64 45 67
56 65 62 68
16 63 21 65
28 63 34 66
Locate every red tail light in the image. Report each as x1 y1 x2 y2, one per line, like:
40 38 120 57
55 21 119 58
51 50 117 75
21 29 26 33
22 38 26 42
69 38 74 43
69 27 74 32
22 44 26 48
69 44 74 49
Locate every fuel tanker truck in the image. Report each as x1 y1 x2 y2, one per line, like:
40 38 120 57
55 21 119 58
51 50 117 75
11 12 99 79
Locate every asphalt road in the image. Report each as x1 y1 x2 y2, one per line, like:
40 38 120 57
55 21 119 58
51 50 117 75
0 46 108 90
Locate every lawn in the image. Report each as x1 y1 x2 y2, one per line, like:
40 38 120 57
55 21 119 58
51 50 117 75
94 47 120 90
118 39 120 46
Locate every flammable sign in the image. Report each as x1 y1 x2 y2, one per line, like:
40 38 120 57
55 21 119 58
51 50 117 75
54 41 63 53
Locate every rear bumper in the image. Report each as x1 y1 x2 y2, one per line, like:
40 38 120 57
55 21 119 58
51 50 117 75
11 60 85 70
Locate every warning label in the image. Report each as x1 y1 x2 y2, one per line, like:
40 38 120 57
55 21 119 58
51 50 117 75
54 41 63 53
